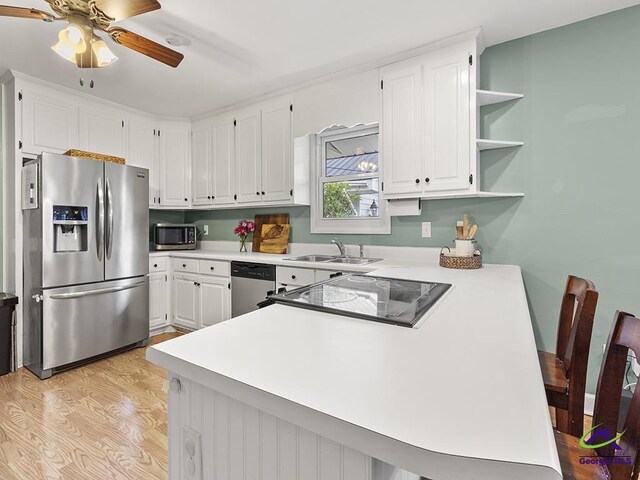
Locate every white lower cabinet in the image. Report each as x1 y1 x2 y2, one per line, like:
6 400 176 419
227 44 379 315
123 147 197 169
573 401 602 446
170 258 232 330
172 272 199 329
149 272 169 331
199 276 231 327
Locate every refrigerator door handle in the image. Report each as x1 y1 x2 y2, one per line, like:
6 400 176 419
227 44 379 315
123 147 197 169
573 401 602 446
105 177 114 260
96 178 104 262
49 281 147 299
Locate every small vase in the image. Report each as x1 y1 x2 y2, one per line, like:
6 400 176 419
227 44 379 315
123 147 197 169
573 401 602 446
239 237 248 252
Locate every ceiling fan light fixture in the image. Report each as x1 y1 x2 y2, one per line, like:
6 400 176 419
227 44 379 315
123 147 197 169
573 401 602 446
51 40 78 63
58 25 87 53
91 38 118 67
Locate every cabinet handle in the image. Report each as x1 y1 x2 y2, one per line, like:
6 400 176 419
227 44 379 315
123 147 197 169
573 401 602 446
291 275 296 280
207 195 211 199
183 264 187 268
184 198 188 202
261 191 265 195
210 266 214 271
415 179 420 184
212 195 215 199
425 177 430 183
153 263 158 268
256 191 260 196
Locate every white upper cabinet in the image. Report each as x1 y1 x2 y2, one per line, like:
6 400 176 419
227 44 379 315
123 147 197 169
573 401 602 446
381 63 423 196
423 43 471 193
261 98 292 202
128 113 158 207
235 107 262 204
159 121 191 207
381 39 475 199
78 103 126 158
191 120 213 206
21 87 79 155
211 116 235 205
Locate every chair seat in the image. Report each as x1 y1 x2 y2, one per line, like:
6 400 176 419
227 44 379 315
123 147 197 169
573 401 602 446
554 430 610 479
538 350 569 394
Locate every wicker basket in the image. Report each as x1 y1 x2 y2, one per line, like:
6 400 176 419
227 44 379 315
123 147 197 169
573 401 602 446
439 247 482 269
64 149 125 165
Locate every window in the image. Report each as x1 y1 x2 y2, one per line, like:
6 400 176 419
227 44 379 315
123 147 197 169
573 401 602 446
311 124 390 234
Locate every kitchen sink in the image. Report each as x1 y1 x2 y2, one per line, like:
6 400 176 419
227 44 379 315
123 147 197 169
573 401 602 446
326 257 382 265
283 255 382 265
284 254 338 262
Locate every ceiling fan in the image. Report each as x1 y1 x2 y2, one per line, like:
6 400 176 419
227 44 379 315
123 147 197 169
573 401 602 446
0 0 184 68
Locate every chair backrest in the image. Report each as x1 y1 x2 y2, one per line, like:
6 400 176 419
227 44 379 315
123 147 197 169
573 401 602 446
556 275 599 377
591 311 640 480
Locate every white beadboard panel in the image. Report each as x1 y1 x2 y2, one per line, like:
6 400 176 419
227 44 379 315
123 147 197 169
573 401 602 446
244 404 261 480
261 411 279 480
213 390 229 479
319 437 342 479
298 428 320 480
170 373 421 480
229 398 245 480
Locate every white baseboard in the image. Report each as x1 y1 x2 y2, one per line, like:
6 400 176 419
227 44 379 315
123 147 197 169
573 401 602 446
585 393 595 416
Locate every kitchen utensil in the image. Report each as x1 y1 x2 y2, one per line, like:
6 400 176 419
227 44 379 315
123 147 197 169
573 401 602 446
467 224 478 239
462 214 469 239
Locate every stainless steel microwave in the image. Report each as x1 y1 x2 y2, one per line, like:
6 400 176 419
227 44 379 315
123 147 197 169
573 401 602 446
153 224 197 250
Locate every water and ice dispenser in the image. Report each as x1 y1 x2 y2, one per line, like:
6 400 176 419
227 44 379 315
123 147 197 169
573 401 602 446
52 205 88 252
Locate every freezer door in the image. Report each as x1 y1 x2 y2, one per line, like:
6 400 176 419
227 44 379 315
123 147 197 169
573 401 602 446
104 162 149 280
42 277 149 370
41 153 105 288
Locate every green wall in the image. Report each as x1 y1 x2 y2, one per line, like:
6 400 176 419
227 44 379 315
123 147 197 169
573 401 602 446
178 6 640 394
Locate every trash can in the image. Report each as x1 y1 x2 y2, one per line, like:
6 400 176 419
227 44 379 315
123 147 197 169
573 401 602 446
0 293 18 376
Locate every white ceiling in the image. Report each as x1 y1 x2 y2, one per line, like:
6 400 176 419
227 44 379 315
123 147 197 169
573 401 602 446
1 0 638 117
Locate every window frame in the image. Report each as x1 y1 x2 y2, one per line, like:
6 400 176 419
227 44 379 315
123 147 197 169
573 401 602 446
310 123 390 234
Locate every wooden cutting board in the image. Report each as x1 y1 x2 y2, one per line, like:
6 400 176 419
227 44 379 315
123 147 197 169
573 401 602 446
252 214 290 253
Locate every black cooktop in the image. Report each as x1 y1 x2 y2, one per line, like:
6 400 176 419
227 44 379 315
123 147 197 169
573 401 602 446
269 274 452 327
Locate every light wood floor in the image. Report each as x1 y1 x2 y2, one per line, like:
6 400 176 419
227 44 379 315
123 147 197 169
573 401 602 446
0 332 181 480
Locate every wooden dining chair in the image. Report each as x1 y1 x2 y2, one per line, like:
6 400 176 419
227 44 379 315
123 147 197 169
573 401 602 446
538 275 599 437
555 310 640 479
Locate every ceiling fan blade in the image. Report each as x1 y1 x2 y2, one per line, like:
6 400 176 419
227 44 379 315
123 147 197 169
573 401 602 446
0 5 55 21
94 0 160 21
108 27 184 67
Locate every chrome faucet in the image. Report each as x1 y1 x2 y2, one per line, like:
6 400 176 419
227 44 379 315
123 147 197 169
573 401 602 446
331 238 346 257
358 243 364 259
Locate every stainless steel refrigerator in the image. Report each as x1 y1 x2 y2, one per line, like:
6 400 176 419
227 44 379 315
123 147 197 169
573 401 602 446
22 152 149 379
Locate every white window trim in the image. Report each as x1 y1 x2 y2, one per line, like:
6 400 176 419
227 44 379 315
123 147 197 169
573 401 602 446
310 123 390 234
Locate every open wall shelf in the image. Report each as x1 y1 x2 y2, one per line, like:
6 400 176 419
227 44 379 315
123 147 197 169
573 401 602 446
476 139 524 151
477 90 524 107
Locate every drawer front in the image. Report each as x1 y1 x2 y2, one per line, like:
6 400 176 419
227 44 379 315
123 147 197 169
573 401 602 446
314 269 343 282
172 258 199 274
277 266 315 287
149 257 167 272
199 259 230 277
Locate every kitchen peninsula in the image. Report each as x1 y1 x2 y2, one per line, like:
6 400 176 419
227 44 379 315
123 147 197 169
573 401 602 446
147 262 562 480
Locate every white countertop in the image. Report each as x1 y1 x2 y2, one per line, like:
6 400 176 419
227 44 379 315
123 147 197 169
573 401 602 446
147 255 561 479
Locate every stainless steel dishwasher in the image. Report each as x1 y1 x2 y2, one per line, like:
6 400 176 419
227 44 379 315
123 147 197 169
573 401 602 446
231 262 276 317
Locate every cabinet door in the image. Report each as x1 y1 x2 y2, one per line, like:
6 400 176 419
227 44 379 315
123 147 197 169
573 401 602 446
261 98 292 202
149 272 168 330
235 108 262 204
172 273 198 329
159 122 190 207
191 122 213 206
423 44 471 192
128 114 158 207
381 62 424 196
212 118 235 205
78 104 126 158
21 88 79 154
198 277 230 328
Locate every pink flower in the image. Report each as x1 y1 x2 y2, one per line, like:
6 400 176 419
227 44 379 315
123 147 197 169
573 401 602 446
234 219 255 238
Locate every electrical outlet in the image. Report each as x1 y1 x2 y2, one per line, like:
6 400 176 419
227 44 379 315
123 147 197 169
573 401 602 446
421 222 432 238
182 427 202 480
203 225 209 236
